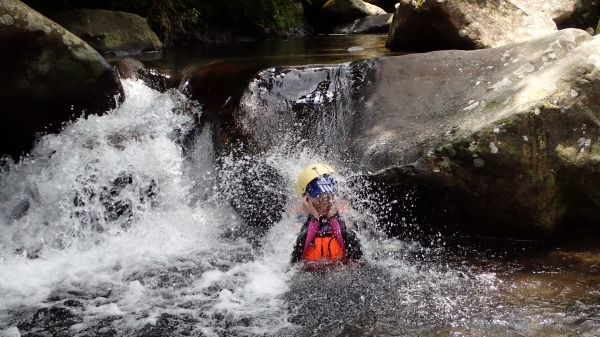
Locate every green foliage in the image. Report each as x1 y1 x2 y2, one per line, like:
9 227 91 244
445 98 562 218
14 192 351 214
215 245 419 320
22 0 303 44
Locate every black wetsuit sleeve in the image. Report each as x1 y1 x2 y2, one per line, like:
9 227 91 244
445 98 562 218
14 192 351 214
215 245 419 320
290 220 309 263
340 220 363 260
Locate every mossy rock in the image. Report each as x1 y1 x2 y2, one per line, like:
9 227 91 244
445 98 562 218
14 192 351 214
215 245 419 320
53 9 162 56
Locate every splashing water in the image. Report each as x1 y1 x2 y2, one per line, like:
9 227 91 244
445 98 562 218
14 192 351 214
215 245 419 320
0 78 506 336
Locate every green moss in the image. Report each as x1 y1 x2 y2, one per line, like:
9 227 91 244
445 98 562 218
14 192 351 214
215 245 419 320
540 99 554 109
484 100 499 109
23 0 303 44
497 117 514 126
528 88 546 102
416 0 424 8
103 32 125 49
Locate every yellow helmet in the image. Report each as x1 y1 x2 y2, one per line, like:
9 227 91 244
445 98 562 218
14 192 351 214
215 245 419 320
295 163 336 196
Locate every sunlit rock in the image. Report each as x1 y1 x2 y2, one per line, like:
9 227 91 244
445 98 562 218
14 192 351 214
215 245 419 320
321 0 387 26
0 0 123 160
363 0 400 13
358 28 600 238
511 0 577 24
52 9 162 56
386 0 558 51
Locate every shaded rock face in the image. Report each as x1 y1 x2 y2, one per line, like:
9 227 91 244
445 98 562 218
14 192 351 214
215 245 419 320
558 0 600 31
386 0 558 52
0 0 123 160
52 9 162 56
182 60 273 154
321 0 387 26
355 29 600 238
332 13 394 34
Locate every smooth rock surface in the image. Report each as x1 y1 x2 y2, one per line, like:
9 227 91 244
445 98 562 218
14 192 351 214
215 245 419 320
0 0 123 159
386 0 558 51
53 9 162 56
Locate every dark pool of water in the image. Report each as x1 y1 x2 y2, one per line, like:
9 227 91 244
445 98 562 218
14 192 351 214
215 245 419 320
107 34 404 72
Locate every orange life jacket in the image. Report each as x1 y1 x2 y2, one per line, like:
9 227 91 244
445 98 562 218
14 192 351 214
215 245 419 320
302 233 345 261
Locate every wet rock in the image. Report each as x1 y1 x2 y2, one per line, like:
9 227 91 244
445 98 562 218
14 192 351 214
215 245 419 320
182 60 270 153
233 62 376 154
9 198 30 219
332 13 393 34
137 313 200 337
115 57 178 92
354 29 600 238
321 0 387 26
386 0 557 52
0 0 123 160
17 306 82 336
52 9 162 56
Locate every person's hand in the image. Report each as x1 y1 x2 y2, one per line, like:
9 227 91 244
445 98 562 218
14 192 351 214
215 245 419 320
304 194 339 219
303 194 320 219
325 202 338 220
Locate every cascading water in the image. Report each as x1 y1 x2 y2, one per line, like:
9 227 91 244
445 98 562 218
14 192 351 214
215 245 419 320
2 57 597 336
0 80 295 336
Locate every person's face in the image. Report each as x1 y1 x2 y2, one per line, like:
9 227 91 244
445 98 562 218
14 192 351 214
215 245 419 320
310 192 336 217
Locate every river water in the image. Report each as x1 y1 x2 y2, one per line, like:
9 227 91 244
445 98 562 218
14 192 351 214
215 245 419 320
2 35 600 337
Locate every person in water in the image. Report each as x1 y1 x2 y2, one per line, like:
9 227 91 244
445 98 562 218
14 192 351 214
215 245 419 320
290 163 363 263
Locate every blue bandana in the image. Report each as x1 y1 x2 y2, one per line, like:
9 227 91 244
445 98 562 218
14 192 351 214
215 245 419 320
306 175 337 197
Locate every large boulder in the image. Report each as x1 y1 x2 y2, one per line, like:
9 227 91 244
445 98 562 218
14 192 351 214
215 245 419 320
52 9 162 56
357 29 600 238
321 0 387 25
0 0 123 160
386 0 558 51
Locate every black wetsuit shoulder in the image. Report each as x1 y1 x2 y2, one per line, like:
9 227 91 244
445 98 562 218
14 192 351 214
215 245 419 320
290 218 310 263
